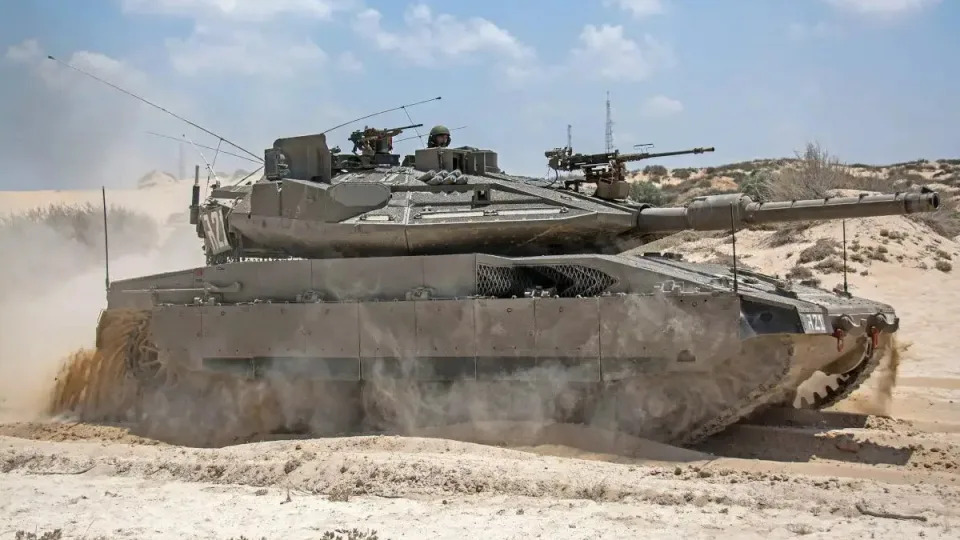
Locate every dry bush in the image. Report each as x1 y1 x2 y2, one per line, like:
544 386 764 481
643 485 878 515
814 256 847 273
936 260 953 272
786 265 814 280
14 531 63 540
320 529 381 540
907 196 960 239
0 202 158 250
629 180 668 206
643 164 668 178
704 251 756 270
0 202 159 298
798 238 841 264
738 170 775 202
764 222 813 247
770 142 858 200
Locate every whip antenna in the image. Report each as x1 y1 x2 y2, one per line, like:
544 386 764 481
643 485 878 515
46 55 261 161
101 187 110 293
146 131 263 164
395 125 467 143
321 96 441 135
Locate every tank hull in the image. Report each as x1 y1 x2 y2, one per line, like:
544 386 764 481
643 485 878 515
91 253 895 446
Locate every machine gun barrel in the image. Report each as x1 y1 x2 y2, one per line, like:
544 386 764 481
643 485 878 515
376 123 423 134
548 146 715 170
617 146 715 163
634 190 941 233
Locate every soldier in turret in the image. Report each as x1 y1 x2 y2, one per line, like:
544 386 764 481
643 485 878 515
427 125 451 148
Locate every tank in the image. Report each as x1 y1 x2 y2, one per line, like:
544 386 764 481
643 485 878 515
89 129 942 446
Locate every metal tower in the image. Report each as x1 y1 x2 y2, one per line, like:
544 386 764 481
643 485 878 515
605 91 614 153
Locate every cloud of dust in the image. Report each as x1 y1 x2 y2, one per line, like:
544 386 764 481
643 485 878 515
845 335 904 416
0 203 204 421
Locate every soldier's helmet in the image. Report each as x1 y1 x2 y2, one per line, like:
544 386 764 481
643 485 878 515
428 125 451 148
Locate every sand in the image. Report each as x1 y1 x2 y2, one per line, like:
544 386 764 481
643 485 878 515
2 180 960 538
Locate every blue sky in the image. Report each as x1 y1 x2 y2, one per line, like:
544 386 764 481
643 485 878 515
1 0 957 190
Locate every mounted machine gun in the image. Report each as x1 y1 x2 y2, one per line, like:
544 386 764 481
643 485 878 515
545 145 715 201
331 123 424 173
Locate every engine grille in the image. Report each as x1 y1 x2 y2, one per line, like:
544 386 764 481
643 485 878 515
476 264 617 298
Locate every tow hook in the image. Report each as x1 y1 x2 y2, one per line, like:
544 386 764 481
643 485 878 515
832 328 846 352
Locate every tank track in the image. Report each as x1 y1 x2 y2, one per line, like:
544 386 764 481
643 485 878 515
670 336 883 447
796 341 882 410
91 310 889 449
671 357 794 447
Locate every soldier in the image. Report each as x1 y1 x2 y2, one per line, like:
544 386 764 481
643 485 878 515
427 125 451 148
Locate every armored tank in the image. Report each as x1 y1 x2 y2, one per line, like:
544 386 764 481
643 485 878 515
97 127 941 446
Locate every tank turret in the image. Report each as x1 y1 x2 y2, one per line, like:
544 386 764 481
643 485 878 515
192 132 940 264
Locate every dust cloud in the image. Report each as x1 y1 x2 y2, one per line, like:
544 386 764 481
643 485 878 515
844 336 905 417
0 203 203 422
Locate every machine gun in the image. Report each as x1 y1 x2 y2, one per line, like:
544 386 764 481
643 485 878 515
545 145 715 201
349 123 423 156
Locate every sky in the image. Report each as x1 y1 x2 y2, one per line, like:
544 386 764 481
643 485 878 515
0 0 958 190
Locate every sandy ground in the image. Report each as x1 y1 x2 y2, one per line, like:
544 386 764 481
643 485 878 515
2 182 960 538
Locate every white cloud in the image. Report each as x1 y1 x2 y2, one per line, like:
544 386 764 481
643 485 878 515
606 0 664 18
0 39 187 189
337 51 363 73
823 0 941 17
5 39 42 64
354 4 535 67
166 25 327 77
120 0 357 20
787 21 839 40
570 24 674 82
6 38 148 91
640 95 683 117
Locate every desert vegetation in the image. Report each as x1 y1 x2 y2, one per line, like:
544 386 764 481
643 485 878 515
625 141 960 241
0 203 159 298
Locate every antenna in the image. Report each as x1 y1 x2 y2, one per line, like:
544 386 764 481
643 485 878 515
394 125 467 143
399 104 426 147
842 219 849 294
178 140 185 181
46 55 260 161
146 131 263 164
183 133 222 192
321 96 442 135
730 203 738 294
101 187 110 293
605 91 614 153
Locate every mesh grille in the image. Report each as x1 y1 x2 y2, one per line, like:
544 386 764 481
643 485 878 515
477 264 617 298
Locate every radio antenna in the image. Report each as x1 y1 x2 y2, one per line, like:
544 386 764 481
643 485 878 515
46 55 261 161
321 96 441 135
395 125 467 143
183 133 222 193
146 131 263 164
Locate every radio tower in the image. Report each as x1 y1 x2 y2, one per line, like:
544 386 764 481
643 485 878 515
604 91 614 153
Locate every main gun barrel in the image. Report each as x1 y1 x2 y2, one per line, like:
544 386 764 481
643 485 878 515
635 191 941 233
